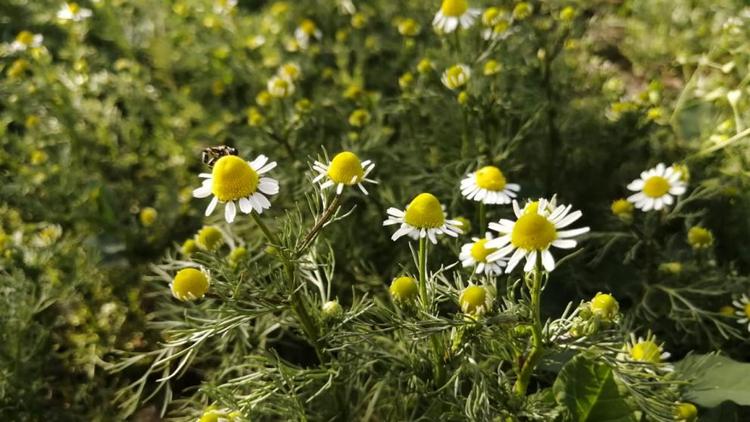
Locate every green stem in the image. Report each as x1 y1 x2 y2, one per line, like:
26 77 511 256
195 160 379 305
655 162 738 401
479 202 486 236
513 257 544 397
251 213 323 361
296 195 342 255
418 237 428 309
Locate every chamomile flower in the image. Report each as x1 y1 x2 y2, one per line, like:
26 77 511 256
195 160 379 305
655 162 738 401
441 64 471 90
621 332 672 371
460 165 520 205
295 19 322 49
9 31 43 52
171 268 210 301
486 197 589 273
192 155 279 223
57 3 92 22
732 295 750 331
459 284 491 315
626 163 687 211
213 0 237 14
267 75 295 98
433 0 481 34
383 193 462 244
460 234 506 275
312 151 376 195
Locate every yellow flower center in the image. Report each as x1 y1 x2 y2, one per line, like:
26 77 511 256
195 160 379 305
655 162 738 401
196 226 223 250
475 166 507 191
211 155 258 202
390 276 418 302
16 31 34 45
642 176 670 198
470 238 496 262
460 285 486 314
441 0 469 17
404 193 445 229
673 402 698 422
630 340 662 364
171 268 209 301
744 303 750 319
447 65 464 79
300 19 317 35
719 305 735 317
687 226 713 249
327 151 364 185
590 293 619 319
511 213 556 250
68 3 80 14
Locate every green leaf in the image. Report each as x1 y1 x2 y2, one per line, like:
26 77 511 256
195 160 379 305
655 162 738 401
553 355 637 422
674 354 750 407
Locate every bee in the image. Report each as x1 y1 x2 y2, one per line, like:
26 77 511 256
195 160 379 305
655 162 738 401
201 145 238 167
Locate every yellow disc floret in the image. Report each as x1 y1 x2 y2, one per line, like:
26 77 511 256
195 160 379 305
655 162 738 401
16 31 35 45
196 226 224 250
299 19 317 35
511 213 556 250
404 193 445 228
460 285 487 314
470 238 497 263
171 268 209 301
673 402 698 422
744 303 750 319
390 276 418 302
611 199 633 217
327 151 364 185
211 155 259 202
475 166 507 191
642 176 670 198
630 340 662 363
590 292 619 319
687 226 713 249
441 0 469 17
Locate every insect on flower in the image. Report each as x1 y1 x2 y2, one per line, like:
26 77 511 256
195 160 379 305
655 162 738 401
202 145 239 168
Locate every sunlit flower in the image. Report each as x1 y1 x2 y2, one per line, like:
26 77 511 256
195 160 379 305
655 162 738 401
732 295 750 331
512 2 533 20
621 332 671 370
687 226 713 249
181 239 198 256
322 300 344 319
57 3 92 22
486 197 589 273
460 165 520 205
590 292 619 320
213 0 237 14
610 198 634 222
9 31 43 52
417 58 433 74
459 284 491 315
348 109 371 127
278 62 301 81
383 193 462 244
198 406 241 422
483 59 502 76
196 225 224 250
396 18 421 37
626 163 687 211
460 234 506 275
139 207 158 226
673 402 698 422
193 155 279 223
294 19 322 49
433 0 481 34
171 267 209 301
312 151 376 195
267 75 295 98
441 64 471 90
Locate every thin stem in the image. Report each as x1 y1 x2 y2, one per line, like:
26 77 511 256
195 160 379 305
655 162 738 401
479 202 486 236
297 195 342 255
513 256 544 397
251 213 323 361
418 237 428 309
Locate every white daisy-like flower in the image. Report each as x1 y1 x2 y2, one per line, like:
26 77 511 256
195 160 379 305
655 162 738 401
294 19 322 49
619 332 672 373
433 0 481 33
312 151 376 195
626 163 687 211
441 64 471 90
460 234 507 275
486 197 589 273
213 0 237 14
732 295 750 332
267 75 295 98
460 165 521 205
9 31 43 52
192 154 279 224
57 3 93 22
383 193 462 244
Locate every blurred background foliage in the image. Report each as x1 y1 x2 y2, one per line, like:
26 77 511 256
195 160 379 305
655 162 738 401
1 0 749 420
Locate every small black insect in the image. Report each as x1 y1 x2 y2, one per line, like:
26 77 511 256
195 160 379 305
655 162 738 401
201 145 238 167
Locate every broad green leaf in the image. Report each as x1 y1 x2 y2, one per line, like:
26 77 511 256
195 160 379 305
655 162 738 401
674 354 750 407
553 355 636 422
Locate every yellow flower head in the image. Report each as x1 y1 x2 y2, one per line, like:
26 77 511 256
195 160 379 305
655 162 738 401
139 207 158 227
513 2 533 20
417 58 434 74
181 239 198 256
327 152 365 185
441 0 469 17
348 109 371 127
397 18 421 37
687 226 713 249
459 285 488 315
228 246 248 265
673 402 698 422
196 226 224 250
171 268 209 301
454 216 471 235
405 193 445 229
610 198 634 222
390 276 418 303
590 292 619 320
483 59 502 76
211 156 259 202
322 300 344 319
441 64 471 90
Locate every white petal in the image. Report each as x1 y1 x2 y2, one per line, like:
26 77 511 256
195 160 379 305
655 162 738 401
193 184 212 198
557 227 590 238
249 155 268 170
524 251 537 272
225 201 237 223
205 196 218 216
239 197 253 213
541 249 556 272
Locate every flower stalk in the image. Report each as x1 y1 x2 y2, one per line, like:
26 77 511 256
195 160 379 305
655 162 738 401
513 255 544 396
